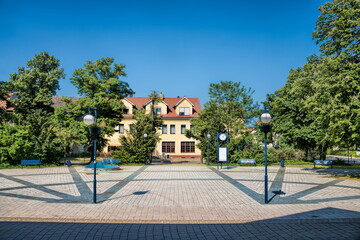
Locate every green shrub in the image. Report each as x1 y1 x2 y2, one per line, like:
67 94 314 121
232 147 305 164
271 147 305 162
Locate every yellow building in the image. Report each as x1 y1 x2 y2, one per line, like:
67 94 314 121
106 96 202 159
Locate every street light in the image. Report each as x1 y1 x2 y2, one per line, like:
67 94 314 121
144 133 149 165
260 109 272 204
83 107 100 204
207 133 211 166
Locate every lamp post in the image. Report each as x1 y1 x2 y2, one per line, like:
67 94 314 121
144 133 149 165
83 107 100 204
260 110 272 204
207 133 211 166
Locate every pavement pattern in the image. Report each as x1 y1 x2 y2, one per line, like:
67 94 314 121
0 164 359 239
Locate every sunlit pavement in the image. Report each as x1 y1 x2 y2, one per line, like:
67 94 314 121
0 165 359 239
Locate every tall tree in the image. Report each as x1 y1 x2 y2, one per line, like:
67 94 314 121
6 52 65 163
313 0 360 59
268 56 326 159
187 81 259 162
70 57 134 153
113 109 162 163
10 52 64 115
269 0 360 159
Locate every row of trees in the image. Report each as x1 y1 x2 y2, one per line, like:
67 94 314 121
268 0 360 159
0 53 136 165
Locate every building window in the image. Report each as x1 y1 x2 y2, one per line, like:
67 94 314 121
162 142 175 153
170 124 175 134
181 124 186 134
155 107 161 115
122 107 129 114
190 125 194 132
116 124 124 133
181 142 195 153
179 107 190 116
129 124 134 133
162 125 167 134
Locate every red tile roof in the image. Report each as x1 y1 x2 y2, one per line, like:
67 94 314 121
1 94 202 118
52 95 80 107
124 96 201 118
0 93 15 111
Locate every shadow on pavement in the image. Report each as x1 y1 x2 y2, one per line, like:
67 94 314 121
1 208 359 240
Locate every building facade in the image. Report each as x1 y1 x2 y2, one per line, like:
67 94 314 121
106 96 202 159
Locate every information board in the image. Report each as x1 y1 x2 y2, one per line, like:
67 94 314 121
218 147 228 162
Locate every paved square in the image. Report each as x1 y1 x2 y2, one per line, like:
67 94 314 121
0 165 359 239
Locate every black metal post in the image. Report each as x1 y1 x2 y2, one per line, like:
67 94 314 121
89 107 98 204
264 132 268 204
93 133 97 204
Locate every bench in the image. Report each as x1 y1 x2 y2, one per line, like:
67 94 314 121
313 160 333 169
21 159 41 168
102 158 121 165
238 159 256 166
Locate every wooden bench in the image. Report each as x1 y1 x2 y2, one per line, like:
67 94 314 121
313 160 333 169
102 158 121 165
238 159 256 166
21 159 41 168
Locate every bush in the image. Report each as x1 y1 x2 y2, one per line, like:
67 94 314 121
232 147 305 164
0 124 35 165
271 147 305 162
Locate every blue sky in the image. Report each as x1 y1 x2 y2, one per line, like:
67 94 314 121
0 0 327 106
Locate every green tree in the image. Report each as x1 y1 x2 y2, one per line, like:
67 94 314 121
268 56 324 159
113 109 162 163
70 57 135 154
6 52 65 163
312 0 360 150
313 0 360 59
187 81 259 163
10 52 65 115
52 98 88 158
0 124 34 166
269 0 360 159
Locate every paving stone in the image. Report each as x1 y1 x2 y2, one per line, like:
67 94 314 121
0 165 359 239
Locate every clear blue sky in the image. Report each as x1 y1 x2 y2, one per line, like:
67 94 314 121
0 0 328 105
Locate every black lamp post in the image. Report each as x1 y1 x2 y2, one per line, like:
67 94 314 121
83 107 101 204
260 110 271 204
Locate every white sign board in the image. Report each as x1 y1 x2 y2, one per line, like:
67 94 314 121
218 147 228 162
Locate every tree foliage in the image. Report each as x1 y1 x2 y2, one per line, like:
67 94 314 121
269 0 360 159
52 98 88 158
113 109 162 163
0 124 34 166
313 0 360 59
10 52 64 115
4 52 65 164
70 57 135 152
187 81 259 163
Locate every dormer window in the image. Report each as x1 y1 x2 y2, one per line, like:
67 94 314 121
179 107 190 116
155 107 161 115
122 107 129 114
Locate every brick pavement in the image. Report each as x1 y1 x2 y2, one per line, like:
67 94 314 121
0 165 359 239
